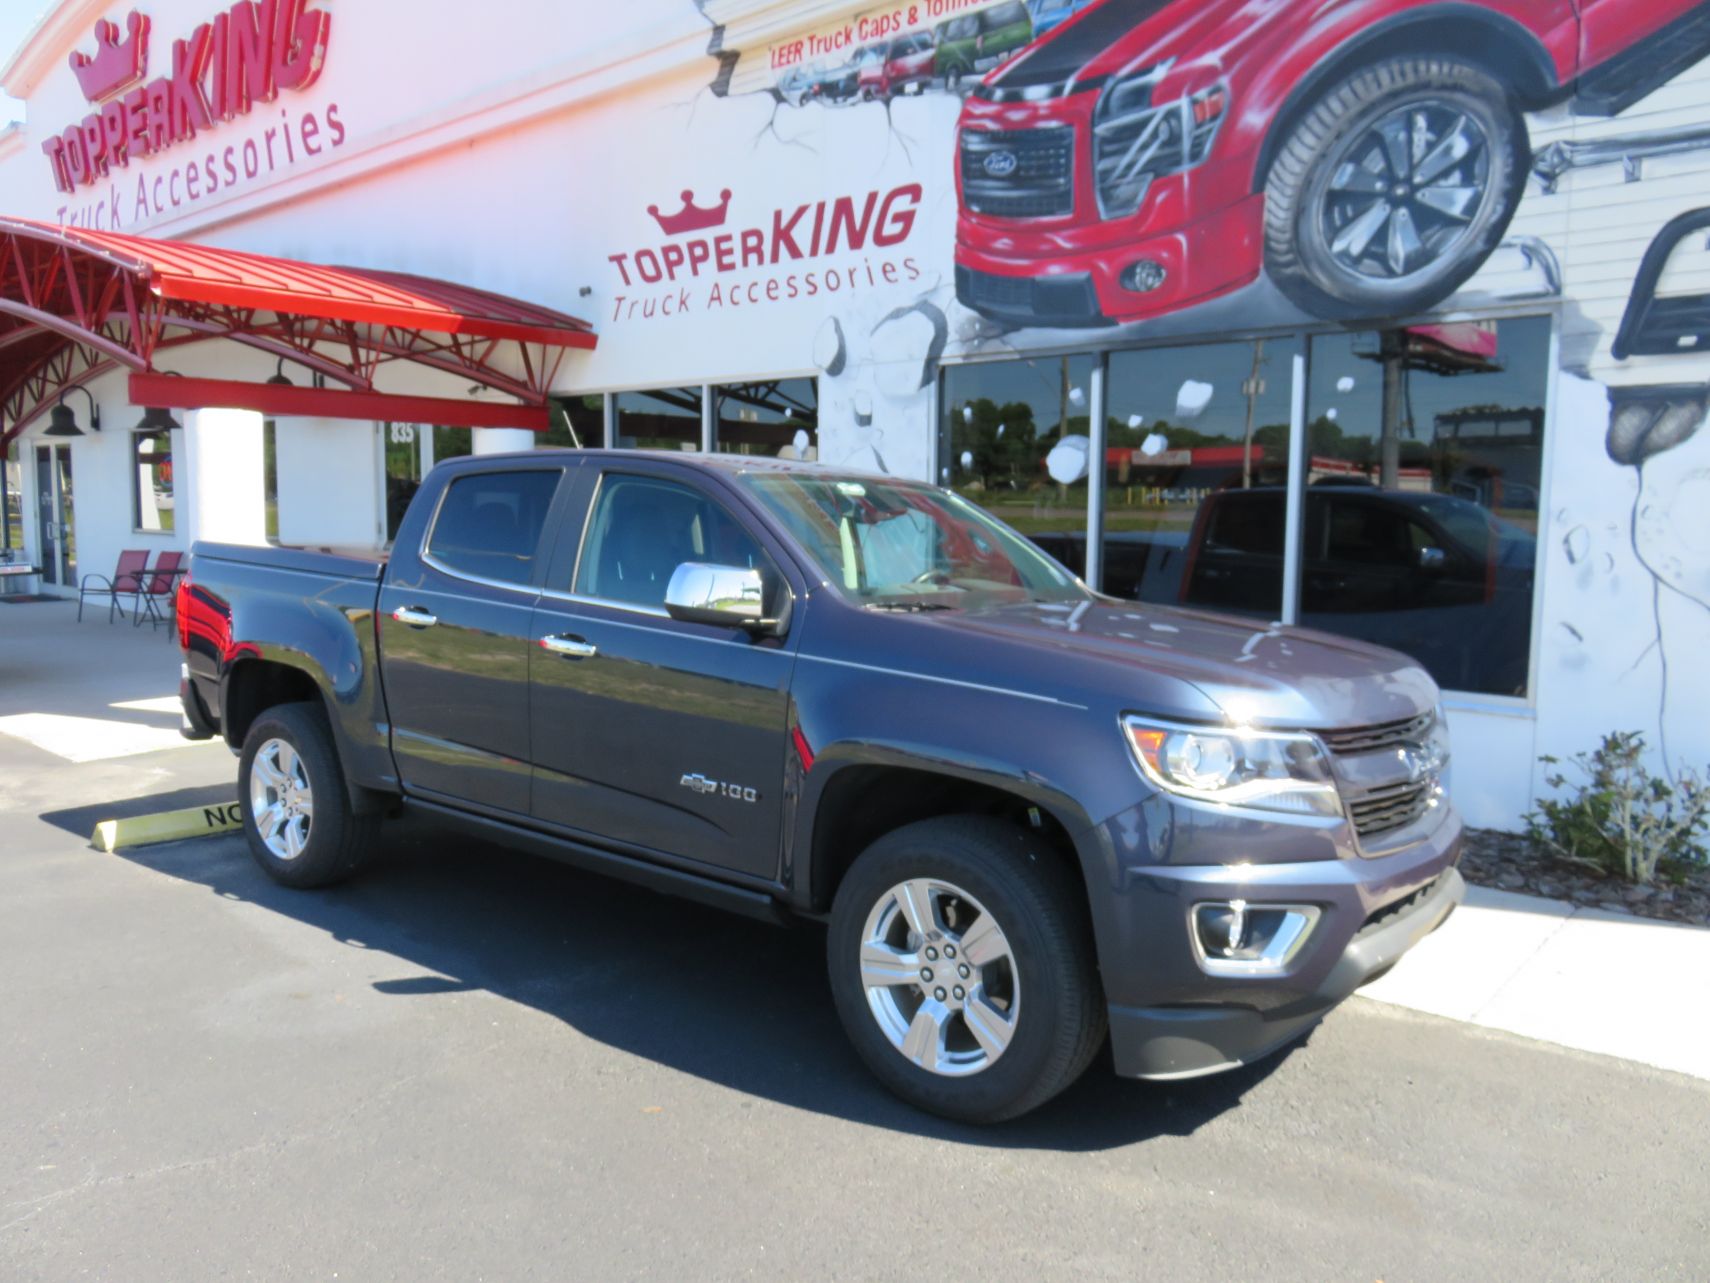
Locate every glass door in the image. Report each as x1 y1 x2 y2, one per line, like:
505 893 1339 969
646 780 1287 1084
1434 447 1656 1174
34 444 75 586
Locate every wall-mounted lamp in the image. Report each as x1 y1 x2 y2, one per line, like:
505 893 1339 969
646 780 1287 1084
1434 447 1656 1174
134 406 181 432
266 358 294 386
43 386 100 437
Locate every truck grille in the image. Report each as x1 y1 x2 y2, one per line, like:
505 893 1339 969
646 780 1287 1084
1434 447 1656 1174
1347 779 1436 840
1319 711 1435 756
960 127 1075 219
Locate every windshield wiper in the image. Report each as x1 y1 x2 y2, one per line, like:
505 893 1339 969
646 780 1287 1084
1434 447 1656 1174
866 599 959 612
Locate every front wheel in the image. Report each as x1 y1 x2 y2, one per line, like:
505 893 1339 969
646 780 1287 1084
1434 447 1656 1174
238 702 377 888
1262 55 1528 320
827 817 1105 1123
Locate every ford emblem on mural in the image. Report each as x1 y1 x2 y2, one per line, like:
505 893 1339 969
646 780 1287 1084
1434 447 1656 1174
982 149 1018 177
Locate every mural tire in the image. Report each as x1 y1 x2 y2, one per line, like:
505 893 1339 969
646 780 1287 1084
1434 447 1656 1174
826 816 1106 1123
238 701 377 890
1262 54 1529 321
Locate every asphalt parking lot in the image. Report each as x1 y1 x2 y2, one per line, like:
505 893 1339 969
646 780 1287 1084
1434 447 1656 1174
3 607 1708 1281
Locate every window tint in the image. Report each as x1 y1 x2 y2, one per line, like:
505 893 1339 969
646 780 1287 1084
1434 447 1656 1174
574 476 767 610
1206 493 1284 555
985 2 1030 29
426 470 560 586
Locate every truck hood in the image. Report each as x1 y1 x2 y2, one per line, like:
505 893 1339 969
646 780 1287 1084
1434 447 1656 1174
905 597 1439 728
988 0 1244 93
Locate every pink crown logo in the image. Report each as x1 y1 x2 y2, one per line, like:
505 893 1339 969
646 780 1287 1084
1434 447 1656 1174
69 11 151 104
647 189 733 236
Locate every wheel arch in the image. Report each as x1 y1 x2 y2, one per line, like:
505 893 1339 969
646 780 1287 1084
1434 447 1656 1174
221 655 325 751
1250 5 1560 194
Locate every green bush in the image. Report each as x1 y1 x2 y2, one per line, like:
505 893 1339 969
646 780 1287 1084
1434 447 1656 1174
1525 732 1709 885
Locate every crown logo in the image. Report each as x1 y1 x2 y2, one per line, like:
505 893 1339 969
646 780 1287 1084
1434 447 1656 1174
69 11 151 104
647 189 733 236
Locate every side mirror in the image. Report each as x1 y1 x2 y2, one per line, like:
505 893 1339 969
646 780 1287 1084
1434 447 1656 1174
665 562 776 631
1417 546 1448 573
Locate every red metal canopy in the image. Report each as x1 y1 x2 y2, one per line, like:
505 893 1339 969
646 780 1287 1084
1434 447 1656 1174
0 217 597 441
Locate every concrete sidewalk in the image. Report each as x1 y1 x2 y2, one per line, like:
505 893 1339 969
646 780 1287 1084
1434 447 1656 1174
1359 883 1710 1080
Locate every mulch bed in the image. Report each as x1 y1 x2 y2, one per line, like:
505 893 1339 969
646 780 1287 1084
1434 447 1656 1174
1461 828 1710 929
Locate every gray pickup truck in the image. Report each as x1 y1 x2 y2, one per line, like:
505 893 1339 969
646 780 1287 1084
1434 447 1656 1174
178 450 1462 1122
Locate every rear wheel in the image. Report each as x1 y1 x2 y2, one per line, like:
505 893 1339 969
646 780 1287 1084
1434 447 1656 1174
1263 55 1528 320
827 816 1105 1123
238 702 377 888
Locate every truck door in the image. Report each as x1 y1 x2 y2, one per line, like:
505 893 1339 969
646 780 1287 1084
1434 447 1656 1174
378 462 571 814
527 463 800 879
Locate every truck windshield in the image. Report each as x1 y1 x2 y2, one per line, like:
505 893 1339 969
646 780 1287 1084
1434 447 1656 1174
740 472 1087 607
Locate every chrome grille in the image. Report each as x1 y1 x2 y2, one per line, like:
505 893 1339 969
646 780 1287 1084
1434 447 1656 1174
1319 711 1435 756
960 127 1075 219
1347 779 1436 840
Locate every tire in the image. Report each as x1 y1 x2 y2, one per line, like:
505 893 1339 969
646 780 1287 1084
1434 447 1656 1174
827 816 1105 1123
1262 55 1528 321
238 701 377 889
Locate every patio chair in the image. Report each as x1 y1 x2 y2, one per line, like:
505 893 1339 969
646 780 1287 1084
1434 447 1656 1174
133 550 185 631
78 549 152 623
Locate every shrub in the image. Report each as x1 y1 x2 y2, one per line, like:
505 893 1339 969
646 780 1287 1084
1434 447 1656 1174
1525 732 1709 885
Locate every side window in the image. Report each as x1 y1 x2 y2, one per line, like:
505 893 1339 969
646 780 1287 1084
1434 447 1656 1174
1205 495 1283 555
426 470 561 586
573 475 768 610
1325 500 1412 568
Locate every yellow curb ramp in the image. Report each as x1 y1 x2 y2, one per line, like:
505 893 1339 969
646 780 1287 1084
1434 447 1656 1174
92 801 245 852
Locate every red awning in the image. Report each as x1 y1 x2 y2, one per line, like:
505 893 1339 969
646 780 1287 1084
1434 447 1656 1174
0 217 596 440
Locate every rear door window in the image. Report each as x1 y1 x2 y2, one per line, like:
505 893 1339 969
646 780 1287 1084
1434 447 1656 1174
426 470 561 586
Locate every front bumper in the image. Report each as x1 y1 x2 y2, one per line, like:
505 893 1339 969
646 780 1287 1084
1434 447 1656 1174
1110 865 1464 1078
1083 803 1464 1079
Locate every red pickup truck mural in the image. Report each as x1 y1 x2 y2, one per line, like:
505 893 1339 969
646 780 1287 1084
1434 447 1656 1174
954 0 1710 327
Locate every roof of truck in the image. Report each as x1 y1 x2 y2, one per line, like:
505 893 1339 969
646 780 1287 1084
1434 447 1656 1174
455 449 905 482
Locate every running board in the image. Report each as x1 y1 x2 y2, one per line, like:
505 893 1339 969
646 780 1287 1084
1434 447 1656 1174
1573 2 1710 118
402 797 795 926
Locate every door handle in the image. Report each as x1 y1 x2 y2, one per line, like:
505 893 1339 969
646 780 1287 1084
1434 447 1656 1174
539 634 597 659
391 605 438 628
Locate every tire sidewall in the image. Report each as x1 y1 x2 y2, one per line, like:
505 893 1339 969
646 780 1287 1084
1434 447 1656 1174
1267 59 1527 319
827 821 1087 1122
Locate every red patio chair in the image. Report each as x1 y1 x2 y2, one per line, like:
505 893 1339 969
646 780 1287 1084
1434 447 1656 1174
133 550 185 630
78 549 152 623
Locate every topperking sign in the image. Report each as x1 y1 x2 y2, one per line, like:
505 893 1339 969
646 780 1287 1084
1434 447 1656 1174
42 1 332 197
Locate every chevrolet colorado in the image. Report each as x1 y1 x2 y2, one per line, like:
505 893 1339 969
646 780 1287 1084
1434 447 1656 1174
178 450 1462 1122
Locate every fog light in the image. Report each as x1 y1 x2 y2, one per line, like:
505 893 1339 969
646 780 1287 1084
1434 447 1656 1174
1191 900 1320 976
1120 259 1167 293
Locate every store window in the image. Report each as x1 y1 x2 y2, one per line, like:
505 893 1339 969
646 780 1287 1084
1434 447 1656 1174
383 423 424 542
1105 338 1299 610
1302 318 1548 696
941 354 1096 579
614 387 702 450
262 420 279 540
426 469 559 586
2 441 20 554
544 395 606 449
132 426 174 532
713 379 817 456
432 425 472 465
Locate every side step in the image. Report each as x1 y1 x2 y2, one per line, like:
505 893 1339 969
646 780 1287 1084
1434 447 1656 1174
1573 2 1710 117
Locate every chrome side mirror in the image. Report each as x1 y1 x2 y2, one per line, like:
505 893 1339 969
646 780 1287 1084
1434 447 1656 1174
665 562 772 630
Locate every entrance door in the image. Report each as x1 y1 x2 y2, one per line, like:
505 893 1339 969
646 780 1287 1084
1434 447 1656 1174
34 444 74 586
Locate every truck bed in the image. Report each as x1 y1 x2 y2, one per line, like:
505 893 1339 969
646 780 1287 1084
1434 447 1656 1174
192 541 389 581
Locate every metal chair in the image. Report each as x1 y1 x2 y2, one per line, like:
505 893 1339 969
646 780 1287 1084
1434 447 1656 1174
78 549 151 622
132 550 185 630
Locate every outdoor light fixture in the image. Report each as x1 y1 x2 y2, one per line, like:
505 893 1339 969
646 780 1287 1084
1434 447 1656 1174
43 386 100 437
134 406 181 433
266 358 295 386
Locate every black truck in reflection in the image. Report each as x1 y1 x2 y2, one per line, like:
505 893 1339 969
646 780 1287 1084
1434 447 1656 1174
1032 484 1537 696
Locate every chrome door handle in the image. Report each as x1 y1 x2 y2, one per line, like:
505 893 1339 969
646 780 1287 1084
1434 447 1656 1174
539 634 597 659
391 606 438 628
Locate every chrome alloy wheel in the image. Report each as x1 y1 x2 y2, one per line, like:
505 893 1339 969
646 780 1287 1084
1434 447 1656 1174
858 878 1020 1077
1317 100 1492 283
249 737 313 861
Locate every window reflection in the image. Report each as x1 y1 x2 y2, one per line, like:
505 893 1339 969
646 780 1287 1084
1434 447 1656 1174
713 378 817 456
614 387 702 450
941 354 1095 579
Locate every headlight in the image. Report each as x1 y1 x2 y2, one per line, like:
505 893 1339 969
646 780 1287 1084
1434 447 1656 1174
1093 63 1228 218
1122 715 1342 818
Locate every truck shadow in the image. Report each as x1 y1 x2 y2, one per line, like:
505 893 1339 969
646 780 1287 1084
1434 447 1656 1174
110 814 1299 1151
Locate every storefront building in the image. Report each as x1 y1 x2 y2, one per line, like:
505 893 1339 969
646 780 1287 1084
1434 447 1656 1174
3 0 1708 830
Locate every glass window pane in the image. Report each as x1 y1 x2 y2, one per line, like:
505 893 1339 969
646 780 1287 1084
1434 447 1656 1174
614 387 701 451
262 420 278 540
573 475 768 609
1104 339 1297 612
713 378 817 457
384 423 425 542
132 428 174 532
432 425 472 465
1304 318 1548 696
2 442 20 553
426 470 560 585
544 395 606 449
941 354 1095 579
